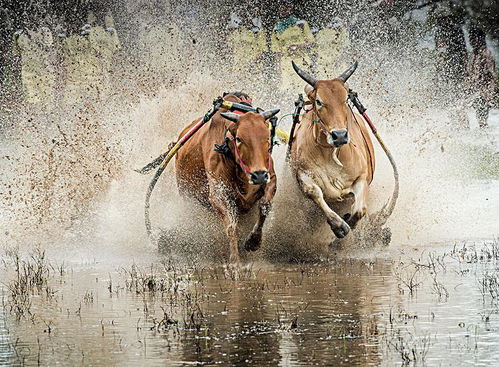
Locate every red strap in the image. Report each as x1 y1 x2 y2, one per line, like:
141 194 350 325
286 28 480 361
232 139 272 174
233 140 252 174
239 96 253 105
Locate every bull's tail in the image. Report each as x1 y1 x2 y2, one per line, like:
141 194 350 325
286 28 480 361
348 91 399 227
375 134 399 224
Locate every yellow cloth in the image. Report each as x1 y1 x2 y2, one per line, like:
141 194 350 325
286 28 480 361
227 27 267 75
271 21 316 92
62 26 120 103
13 29 56 106
315 27 349 79
138 24 185 83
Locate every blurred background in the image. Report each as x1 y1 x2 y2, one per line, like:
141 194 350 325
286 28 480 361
1 0 497 117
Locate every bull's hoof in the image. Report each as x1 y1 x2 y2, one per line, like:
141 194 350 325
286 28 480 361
332 221 350 239
244 230 262 252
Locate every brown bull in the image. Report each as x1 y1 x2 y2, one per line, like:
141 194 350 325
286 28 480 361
289 62 375 239
175 94 279 263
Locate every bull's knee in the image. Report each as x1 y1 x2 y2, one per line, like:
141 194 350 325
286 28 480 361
302 184 319 200
226 224 240 263
225 222 237 237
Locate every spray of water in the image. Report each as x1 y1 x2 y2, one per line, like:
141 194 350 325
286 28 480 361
0 3 497 263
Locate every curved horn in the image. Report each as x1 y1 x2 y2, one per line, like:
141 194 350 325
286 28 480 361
337 61 358 82
260 108 280 120
221 112 240 122
292 61 317 87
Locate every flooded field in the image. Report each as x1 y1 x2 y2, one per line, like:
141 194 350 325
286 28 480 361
1 1 499 366
1 241 499 366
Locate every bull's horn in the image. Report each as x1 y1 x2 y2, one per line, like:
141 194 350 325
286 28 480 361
337 61 358 82
260 108 280 120
292 61 317 87
221 112 240 122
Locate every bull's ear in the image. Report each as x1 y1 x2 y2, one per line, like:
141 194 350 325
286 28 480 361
304 86 316 102
304 84 314 97
221 112 240 122
260 108 280 120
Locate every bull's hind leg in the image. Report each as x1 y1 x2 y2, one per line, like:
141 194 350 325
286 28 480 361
297 172 350 238
346 178 369 228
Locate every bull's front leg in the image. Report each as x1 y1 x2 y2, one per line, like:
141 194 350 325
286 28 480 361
244 201 271 252
297 171 350 238
244 175 276 252
209 183 240 263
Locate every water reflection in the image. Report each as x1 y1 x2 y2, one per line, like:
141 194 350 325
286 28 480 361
2 247 499 366
0 285 14 365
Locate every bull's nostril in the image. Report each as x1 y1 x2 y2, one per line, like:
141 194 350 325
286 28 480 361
250 171 269 184
331 130 348 144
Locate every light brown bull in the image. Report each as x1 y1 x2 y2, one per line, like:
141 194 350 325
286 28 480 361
289 62 375 239
175 93 279 263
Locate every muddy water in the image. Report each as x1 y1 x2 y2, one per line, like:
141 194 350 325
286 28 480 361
1 242 499 366
1 5 499 366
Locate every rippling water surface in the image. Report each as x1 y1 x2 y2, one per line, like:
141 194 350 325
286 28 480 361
2 242 499 366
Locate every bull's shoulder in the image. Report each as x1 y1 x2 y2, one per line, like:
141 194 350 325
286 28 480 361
177 114 225 144
210 113 229 127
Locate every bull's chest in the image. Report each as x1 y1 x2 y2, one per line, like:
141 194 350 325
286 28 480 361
233 182 264 213
311 163 352 201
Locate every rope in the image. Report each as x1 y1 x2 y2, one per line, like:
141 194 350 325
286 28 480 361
277 112 321 126
354 108 399 224
370 128 399 222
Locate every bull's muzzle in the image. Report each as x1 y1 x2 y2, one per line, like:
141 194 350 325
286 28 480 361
250 170 270 185
329 129 349 147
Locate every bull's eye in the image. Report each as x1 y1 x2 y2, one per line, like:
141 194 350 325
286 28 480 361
316 99 323 108
235 137 242 144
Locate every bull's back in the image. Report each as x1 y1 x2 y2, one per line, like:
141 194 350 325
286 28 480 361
175 118 211 204
173 94 246 205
